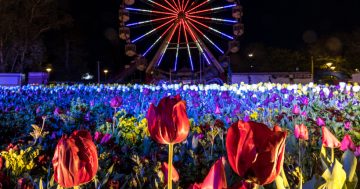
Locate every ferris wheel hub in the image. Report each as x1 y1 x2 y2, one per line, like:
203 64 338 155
177 11 186 20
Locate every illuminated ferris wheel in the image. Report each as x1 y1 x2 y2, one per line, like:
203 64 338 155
119 0 243 82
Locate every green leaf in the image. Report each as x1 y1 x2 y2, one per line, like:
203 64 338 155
341 150 357 182
320 145 331 170
321 159 347 189
344 173 358 189
303 175 325 189
39 178 43 189
274 175 286 189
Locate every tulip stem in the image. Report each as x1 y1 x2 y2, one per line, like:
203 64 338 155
298 140 302 189
168 143 174 189
112 107 117 133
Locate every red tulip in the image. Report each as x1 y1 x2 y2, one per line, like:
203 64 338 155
52 130 98 188
0 172 10 189
226 121 287 185
340 134 356 151
161 162 180 183
294 124 309 140
321 126 340 148
146 95 190 144
0 156 3 171
147 95 190 189
228 180 254 189
188 157 227 189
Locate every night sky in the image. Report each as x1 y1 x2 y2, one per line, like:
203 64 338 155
64 0 360 79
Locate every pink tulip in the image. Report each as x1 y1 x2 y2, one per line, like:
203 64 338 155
294 124 309 140
316 117 325 126
215 106 221 115
292 104 300 115
301 111 307 117
94 131 103 142
340 134 356 151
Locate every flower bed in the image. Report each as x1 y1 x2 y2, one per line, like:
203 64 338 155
0 83 359 188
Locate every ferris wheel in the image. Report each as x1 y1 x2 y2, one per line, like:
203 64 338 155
118 0 244 82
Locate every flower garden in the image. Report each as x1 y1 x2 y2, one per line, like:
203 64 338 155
0 82 359 189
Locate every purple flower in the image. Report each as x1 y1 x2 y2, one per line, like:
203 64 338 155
301 111 307 117
215 105 221 115
355 146 360 157
243 115 250 122
143 88 150 96
110 96 122 108
220 91 230 99
300 96 309 105
54 107 63 116
292 104 300 115
100 133 111 144
36 107 41 114
344 121 351 130
89 100 95 107
316 117 325 126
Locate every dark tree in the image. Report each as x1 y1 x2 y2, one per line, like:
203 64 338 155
0 0 72 72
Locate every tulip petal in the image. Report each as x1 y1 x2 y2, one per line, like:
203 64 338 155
322 126 341 148
172 100 190 144
200 157 227 189
226 121 257 177
226 121 287 185
53 130 98 188
161 162 180 183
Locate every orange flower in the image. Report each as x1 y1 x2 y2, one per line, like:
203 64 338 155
161 162 180 183
146 95 190 144
294 124 309 140
52 130 98 188
321 126 340 148
226 121 287 185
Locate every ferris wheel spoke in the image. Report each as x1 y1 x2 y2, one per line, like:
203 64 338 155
174 23 182 71
182 20 194 71
187 17 234 40
131 18 176 43
185 0 210 13
126 7 177 16
176 0 182 12
156 23 180 67
126 15 176 27
183 21 211 65
187 15 237 24
146 0 177 14
183 0 191 12
188 4 236 15
187 21 224 54
169 0 180 12
161 0 179 13
143 24 174 56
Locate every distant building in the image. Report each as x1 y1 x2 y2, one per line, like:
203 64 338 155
232 72 312 84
